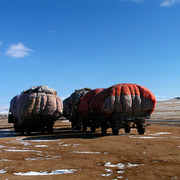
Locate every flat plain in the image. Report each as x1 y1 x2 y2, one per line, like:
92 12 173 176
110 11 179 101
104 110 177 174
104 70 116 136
0 99 179 180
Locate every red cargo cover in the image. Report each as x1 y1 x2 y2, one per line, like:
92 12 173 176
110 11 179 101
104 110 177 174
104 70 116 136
89 83 156 118
78 88 104 118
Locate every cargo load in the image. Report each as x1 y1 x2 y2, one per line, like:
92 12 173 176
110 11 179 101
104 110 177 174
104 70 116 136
77 83 156 135
63 97 71 119
89 83 156 118
78 88 104 119
9 85 63 135
65 88 92 129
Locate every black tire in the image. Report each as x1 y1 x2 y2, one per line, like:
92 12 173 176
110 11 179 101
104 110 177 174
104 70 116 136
83 125 87 132
14 119 18 132
124 125 131 133
20 126 24 135
47 125 53 134
137 124 145 135
25 128 31 135
101 127 107 135
112 128 119 135
41 126 45 134
91 125 95 132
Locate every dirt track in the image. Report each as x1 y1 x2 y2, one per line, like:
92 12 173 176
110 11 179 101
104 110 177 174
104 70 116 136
0 100 180 180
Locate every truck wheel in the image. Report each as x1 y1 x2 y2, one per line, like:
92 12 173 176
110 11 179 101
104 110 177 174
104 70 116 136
41 126 45 134
124 125 130 133
83 125 87 132
137 124 145 135
101 127 107 135
14 119 18 132
101 121 107 135
112 128 119 135
25 128 31 135
91 125 95 132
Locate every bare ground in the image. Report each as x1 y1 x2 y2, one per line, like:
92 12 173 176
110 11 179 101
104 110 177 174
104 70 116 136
0 99 179 180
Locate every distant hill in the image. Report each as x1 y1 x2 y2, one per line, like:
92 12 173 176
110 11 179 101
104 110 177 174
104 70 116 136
174 97 180 100
0 107 9 116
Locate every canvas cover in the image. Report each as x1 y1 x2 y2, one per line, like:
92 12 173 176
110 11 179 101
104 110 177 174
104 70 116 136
10 85 63 120
78 83 156 118
63 97 71 119
78 88 104 118
69 88 92 117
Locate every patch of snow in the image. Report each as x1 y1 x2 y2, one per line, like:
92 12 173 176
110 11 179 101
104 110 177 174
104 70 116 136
0 169 6 174
14 169 77 176
25 156 61 161
126 163 144 168
58 142 64 145
105 169 113 173
30 140 58 142
129 136 163 139
73 144 81 146
20 141 30 146
0 159 12 161
5 149 41 152
117 170 125 173
0 145 5 148
25 158 43 161
100 173 112 177
45 156 61 160
117 176 123 178
105 162 125 169
104 162 144 169
149 132 171 136
34 145 49 147
61 144 71 147
71 151 101 154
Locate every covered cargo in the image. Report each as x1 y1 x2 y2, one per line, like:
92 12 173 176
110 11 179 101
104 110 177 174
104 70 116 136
68 87 92 129
63 97 71 119
9 85 63 135
78 83 156 135
89 83 156 118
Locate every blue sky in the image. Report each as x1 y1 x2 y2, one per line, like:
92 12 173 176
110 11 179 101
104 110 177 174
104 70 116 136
0 0 180 107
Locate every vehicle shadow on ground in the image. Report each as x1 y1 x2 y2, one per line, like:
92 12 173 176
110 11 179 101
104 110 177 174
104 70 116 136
23 129 110 140
0 130 19 138
22 128 138 141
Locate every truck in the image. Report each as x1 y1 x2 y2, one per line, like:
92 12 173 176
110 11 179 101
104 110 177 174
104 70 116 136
77 83 156 135
63 88 91 129
8 85 63 135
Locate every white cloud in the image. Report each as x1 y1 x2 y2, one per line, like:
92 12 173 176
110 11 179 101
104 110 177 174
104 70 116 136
160 0 180 7
5 42 33 58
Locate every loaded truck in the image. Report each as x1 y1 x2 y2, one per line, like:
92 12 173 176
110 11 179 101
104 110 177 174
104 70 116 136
8 85 63 135
63 88 91 129
77 83 156 135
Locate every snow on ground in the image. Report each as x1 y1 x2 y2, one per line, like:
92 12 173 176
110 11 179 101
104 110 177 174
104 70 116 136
34 145 49 147
100 162 144 177
149 132 171 136
0 169 6 174
4 149 41 152
0 159 12 161
129 136 164 139
14 169 77 176
25 155 61 161
71 151 101 154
